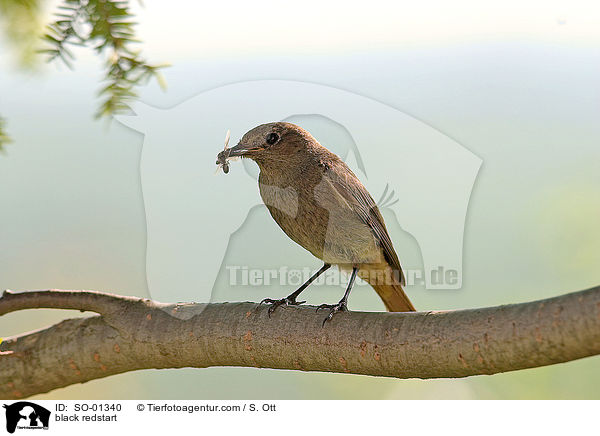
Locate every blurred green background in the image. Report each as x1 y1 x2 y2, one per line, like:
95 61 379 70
1 0 599 399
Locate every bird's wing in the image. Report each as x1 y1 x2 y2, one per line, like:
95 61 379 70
324 162 406 286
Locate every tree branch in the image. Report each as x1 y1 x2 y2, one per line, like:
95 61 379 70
1 286 600 399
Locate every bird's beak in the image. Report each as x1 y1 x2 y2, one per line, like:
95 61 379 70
224 142 253 157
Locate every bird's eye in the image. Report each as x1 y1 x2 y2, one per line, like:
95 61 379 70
266 132 279 145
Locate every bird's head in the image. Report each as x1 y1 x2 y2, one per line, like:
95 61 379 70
218 122 316 168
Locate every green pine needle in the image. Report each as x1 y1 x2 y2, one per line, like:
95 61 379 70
42 0 167 118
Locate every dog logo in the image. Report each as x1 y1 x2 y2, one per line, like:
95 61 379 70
3 402 50 433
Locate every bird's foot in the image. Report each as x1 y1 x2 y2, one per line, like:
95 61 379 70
260 296 306 317
316 301 348 326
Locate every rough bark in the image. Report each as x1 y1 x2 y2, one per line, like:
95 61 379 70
1 286 600 399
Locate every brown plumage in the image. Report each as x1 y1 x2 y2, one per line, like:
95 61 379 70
217 122 415 322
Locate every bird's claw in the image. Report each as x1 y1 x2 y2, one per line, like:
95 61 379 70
316 302 348 326
260 297 306 317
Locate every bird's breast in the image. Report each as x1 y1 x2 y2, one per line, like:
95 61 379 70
258 171 383 266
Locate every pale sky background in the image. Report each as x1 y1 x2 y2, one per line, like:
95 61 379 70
133 0 600 57
10 0 600 62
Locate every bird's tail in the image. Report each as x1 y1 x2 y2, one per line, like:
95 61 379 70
362 265 416 312
371 282 416 312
